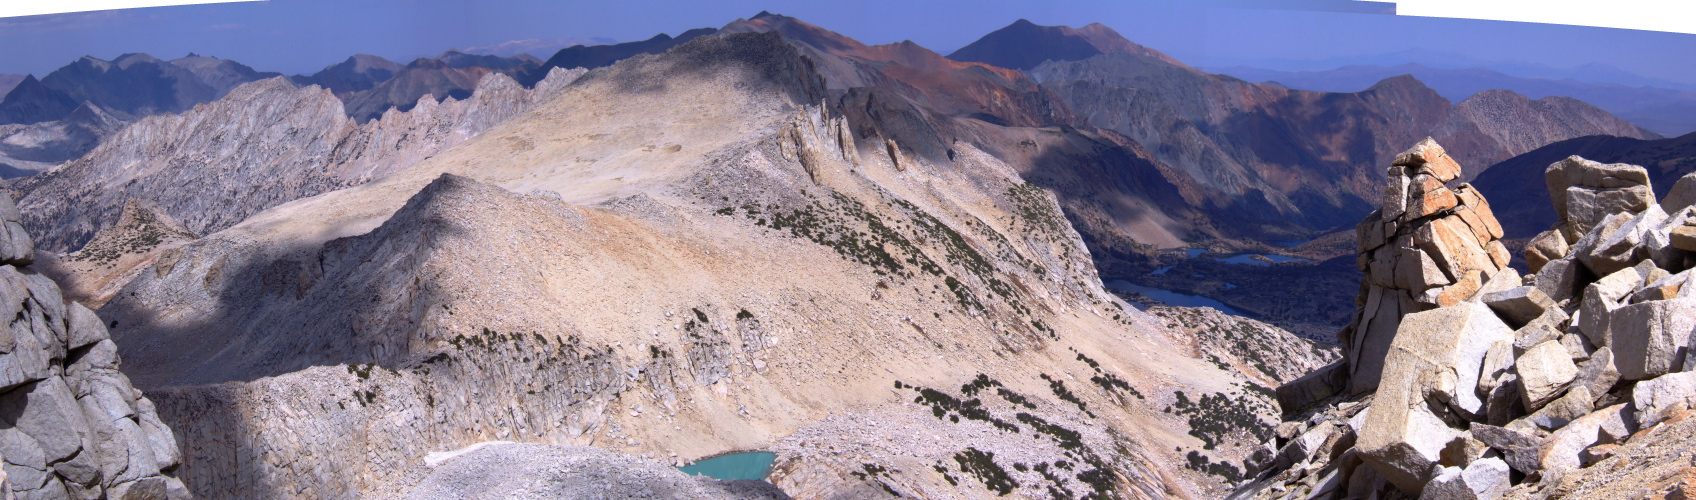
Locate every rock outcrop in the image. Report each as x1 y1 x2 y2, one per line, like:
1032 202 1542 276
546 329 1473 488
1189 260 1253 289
0 193 188 499
11 66 587 254
32 199 197 309
1235 145 1696 499
1339 138 1511 394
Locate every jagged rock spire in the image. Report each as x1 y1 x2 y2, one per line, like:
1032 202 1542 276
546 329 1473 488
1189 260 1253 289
1340 137 1511 393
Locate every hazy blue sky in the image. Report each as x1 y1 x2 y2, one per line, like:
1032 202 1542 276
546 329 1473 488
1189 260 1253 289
1 0 1692 86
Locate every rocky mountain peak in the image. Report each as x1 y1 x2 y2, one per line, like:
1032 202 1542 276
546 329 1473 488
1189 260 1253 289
948 18 1186 71
1362 73 1441 97
0 75 80 125
110 53 163 69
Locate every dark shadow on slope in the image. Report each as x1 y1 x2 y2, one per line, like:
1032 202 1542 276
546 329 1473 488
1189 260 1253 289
101 173 481 389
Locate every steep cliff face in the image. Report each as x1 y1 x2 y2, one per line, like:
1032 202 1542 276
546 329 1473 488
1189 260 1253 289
89 31 1334 498
10 67 587 254
0 194 189 499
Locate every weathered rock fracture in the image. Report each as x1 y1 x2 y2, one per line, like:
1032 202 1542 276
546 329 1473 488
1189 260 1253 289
0 193 189 499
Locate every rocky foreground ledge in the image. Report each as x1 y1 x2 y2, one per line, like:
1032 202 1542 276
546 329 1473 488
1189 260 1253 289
1236 139 1696 499
0 193 189 499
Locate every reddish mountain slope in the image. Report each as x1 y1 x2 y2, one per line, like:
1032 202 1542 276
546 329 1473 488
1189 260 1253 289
1022 26 1658 235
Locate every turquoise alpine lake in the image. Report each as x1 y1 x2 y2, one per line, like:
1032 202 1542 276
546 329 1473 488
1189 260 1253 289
677 452 778 480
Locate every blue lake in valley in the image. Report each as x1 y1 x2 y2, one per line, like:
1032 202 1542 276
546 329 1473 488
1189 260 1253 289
1104 280 1246 316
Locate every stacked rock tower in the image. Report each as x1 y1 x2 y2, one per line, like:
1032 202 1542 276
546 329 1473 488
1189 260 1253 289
1342 138 1513 393
1242 139 1696 499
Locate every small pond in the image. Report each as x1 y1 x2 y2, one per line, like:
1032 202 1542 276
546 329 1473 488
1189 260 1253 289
678 452 777 480
1151 266 1173 275
1104 280 1247 316
1181 248 1206 258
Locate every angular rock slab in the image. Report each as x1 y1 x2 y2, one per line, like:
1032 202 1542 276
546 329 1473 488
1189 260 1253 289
1665 171 1696 215
1483 286 1554 328
1357 303 1513 494
1607 298 1696 380
1525 229 1569 274
1420 457 1510 500
1470 424 1544 475
1517 340 1579 412
1546 155 1654 238
1276 360 1348 417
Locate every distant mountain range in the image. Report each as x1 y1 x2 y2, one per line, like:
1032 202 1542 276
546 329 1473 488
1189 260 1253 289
1209 64 1696 137
289 54 402 97
936 20 1656 242
0 53 280 125
461 37 617 59
0 14 1665 254
516 28 717 86
1203 49 1696 93
340 50 539 122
